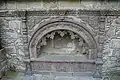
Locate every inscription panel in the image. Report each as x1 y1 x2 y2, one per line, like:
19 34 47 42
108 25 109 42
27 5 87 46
31 62 95 72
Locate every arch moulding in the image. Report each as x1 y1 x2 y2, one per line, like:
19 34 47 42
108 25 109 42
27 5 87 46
28 17 98 59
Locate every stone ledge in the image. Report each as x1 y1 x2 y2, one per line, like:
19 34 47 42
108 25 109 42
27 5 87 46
31 71 93 76
28 58 96 63
1 10 120 17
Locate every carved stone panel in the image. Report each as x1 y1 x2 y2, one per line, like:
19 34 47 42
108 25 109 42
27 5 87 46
31 61 95 72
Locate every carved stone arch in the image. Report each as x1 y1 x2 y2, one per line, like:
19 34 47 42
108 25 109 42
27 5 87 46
29 17 97 58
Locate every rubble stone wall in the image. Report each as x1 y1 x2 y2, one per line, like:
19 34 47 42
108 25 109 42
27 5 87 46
0 17 25 71
103 16 120 73
0 48 7 79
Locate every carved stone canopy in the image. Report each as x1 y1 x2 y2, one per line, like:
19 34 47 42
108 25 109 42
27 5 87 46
39 30 80 46
36 30 89 59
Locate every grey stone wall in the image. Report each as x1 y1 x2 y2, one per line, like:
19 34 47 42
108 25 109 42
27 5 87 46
103 16 120 73
0 17 25 71
0 1 120 10
0 48 7 79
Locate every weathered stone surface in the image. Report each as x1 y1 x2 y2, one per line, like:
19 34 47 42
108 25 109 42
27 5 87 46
0 49 7 79
0 1 119 10
110 39 120 49
1 1 120 80
23 75 34 80
31 61 95 72
102 16 120 75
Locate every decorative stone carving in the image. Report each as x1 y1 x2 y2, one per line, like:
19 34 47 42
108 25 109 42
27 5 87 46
29 16 97 59
37 30 89 58
31 62 95 72
40 37 47 46
1 10 120 18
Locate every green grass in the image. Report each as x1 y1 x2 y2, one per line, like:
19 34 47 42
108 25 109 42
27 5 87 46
110 76 120 80
5 70 19 77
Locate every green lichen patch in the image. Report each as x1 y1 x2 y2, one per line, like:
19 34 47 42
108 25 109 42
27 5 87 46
5 70 19 77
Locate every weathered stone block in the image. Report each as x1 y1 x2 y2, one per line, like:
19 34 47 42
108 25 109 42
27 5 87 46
33 75 41 80
23 75 33 80
116 30 120 38
110 39 120 49
0 3 6 9
16 2 27 10
59 1 81 9
6 1 17 9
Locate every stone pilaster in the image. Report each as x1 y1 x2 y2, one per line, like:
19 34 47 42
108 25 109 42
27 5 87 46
22 11 32 75
93 16 105 79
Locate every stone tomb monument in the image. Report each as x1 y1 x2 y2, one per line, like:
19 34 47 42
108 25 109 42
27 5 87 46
24 13 104 80
0 9 106 80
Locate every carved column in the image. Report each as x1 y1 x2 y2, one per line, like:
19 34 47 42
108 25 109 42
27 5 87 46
22 11 32 75
93 16 105 79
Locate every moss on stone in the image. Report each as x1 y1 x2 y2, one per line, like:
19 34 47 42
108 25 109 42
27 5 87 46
6 71 19 77
110 76 120 80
